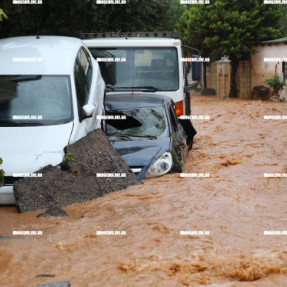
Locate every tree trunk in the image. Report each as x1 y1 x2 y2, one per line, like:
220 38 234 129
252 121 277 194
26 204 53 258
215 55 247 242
230 56 238 98
203 62 207 88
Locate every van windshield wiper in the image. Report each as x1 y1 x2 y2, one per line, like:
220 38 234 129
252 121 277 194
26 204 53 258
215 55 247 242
0 75 42 82
112 86 159 92
132 86 159 92
0 120 45 127
0 120 23 127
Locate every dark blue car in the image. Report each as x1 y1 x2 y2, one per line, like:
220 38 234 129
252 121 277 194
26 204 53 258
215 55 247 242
105 93 196 179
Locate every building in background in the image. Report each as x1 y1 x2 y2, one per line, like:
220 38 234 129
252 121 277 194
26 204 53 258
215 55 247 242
203 37 287 101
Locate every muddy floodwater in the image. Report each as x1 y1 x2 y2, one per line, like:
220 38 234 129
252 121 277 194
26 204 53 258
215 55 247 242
1 94 287 287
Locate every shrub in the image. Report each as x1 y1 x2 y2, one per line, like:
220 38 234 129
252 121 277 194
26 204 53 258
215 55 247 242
264 74 286 93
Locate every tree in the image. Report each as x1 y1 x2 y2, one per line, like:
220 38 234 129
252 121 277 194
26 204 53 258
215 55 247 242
164 0 186 31
177 5 213 89
0 0 172 38
92 0 171 32
178 0 284 97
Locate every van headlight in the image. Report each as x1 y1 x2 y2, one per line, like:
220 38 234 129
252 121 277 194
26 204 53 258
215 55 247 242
145 152 172 178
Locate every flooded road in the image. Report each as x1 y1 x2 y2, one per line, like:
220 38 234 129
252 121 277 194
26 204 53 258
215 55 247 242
1 94 287 286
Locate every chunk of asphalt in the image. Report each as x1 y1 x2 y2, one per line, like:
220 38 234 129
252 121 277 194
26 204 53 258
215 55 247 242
14 129 142 213
0 235 23 241
36 282 70 287
37 207 70 218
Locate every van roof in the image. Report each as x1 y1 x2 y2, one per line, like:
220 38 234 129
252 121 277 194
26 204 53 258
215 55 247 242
0 36 83 75
83 37 181 48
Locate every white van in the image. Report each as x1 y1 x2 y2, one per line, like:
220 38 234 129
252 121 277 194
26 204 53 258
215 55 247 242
0 36 106 204
82 31 200 143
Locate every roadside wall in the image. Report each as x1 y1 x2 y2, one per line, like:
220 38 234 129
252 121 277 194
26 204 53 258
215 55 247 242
205 61 251 99
204 42 287 101
237 61 251 99
251 43 287 101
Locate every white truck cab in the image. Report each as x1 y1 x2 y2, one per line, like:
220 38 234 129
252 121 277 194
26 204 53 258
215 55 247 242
82 32 201 117
0 36 105 204
82 32 200 145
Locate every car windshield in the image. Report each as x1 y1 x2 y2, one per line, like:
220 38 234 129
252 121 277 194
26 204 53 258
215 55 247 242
0 75 73 126
106 106 169 139
89 48 179 91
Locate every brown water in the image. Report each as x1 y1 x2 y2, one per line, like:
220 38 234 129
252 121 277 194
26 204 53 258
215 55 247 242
1 95 287 287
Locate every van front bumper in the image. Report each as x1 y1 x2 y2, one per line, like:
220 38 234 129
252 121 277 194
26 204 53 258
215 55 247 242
0 185 15 204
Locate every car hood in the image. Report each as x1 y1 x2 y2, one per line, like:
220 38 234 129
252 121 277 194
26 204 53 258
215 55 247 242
109 137 171 167
0 123 73 175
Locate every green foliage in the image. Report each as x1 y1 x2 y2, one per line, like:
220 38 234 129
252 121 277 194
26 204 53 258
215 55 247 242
61 153 75 170
0 157 4 186
164 0 186 31
177 0 285 97
178 0 284 61
93 0 170 32
0 9 8 22
264 74 286 92
0 0 173 38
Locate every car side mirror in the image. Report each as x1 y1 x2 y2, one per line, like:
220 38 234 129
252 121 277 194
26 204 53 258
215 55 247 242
82 104 96 118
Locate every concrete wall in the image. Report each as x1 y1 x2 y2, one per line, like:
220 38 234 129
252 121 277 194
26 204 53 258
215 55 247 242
205 62 217 90
203 43 287 101
251 43 287 101
217 61 231 97
203 43 287 100
237 61 251 99
205 61 251 98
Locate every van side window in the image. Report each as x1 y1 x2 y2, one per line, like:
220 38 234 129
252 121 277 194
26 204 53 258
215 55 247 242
80 48 93 90
74 47 93 108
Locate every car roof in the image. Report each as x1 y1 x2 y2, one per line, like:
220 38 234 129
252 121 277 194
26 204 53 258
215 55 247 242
105 93 173 110
0 36 84 75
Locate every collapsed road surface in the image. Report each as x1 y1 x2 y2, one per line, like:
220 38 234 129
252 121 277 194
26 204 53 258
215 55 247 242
1 93 287 286
13 129 141 213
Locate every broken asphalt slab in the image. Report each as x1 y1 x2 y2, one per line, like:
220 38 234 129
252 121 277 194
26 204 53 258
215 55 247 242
14 129 142 213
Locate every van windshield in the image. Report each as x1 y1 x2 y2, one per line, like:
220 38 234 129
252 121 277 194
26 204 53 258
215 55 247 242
0 75 73 126
89 48 179 91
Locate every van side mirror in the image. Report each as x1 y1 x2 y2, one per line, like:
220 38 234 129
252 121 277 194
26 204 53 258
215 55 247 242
82 104 96 118
182 44 202 82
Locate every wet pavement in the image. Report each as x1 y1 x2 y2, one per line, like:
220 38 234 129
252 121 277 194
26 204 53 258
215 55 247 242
1 93 287 286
